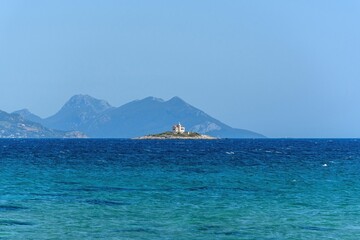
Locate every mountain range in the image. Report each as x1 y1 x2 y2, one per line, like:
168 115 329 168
4 94 265 138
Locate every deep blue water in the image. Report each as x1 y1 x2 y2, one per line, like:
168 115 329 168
1 139 360 239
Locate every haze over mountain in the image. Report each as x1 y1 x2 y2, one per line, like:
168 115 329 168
15 94 264 138
12 109 43 124
44 94 114 132
0 110 85 138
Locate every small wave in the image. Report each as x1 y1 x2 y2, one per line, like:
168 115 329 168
299 225 336 232
55 181 81 185
0 220 34 226
85 199 128 206
0 205 27 211
74 186 173 193
117 228 158 234
186 186 209 191
198 225 222 231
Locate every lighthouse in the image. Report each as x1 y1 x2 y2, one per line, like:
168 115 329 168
172 123 185 134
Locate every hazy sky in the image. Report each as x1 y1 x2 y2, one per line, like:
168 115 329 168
1 1 359 138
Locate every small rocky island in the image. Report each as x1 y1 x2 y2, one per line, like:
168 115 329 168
136 123 217 140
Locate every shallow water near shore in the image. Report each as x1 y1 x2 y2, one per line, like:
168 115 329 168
1 139 360 239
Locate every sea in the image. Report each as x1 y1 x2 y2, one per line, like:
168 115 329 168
1 139 360 239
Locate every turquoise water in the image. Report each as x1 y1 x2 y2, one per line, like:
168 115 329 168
1 139 360 239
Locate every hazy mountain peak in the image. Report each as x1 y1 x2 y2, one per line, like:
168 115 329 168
13 108 31 114
166 96 190 108
12 108 43 123
168 96 185 102
44 94 114 131
64 94 112 112
68 94 98 101
141 96 164 102
169 96 184 102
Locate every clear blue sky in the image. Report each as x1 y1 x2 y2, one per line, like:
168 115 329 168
1 1 359 138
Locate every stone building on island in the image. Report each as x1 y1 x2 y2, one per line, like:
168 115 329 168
172 123 185 134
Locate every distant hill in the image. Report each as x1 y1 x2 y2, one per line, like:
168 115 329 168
23 94 264 138
0 110 86 138
12 109 43 123
43 94 114 132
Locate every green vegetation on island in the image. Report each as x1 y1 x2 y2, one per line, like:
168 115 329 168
136 131 217 140
149 131 201 138
136 123 217 139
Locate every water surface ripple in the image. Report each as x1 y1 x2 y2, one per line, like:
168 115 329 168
1 139 360 239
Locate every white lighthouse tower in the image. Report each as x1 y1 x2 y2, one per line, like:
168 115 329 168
172 123 185 134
